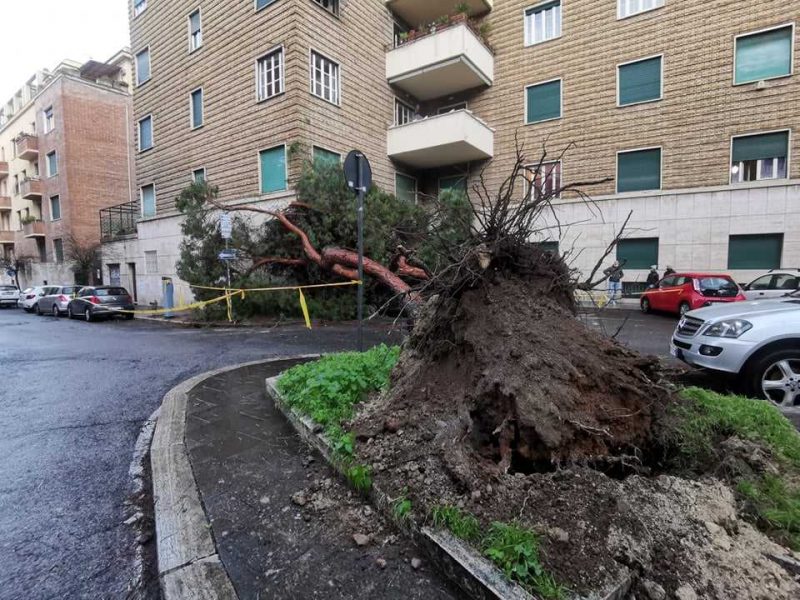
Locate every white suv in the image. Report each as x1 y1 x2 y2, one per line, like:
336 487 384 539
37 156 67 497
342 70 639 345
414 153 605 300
671 292 800 408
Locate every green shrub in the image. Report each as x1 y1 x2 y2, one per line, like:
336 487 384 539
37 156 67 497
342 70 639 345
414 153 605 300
345 464 372 493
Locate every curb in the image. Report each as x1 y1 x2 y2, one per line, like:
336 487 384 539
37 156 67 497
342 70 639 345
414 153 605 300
150 356 319 600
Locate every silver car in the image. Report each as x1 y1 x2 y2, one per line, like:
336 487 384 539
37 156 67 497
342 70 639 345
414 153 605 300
37 285 82 317
742 270 800 301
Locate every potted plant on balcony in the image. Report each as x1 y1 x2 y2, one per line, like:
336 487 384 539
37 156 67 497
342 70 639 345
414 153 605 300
21 215 39 225
452 2 469 23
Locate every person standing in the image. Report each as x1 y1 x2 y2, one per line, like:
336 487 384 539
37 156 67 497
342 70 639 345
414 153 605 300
646 265 660 288
664 266 676 277
603 261 625 305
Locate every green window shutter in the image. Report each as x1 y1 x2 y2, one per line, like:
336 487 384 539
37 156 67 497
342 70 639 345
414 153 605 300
731 131 788 162
191 90 203 128
617 148 661 192
728 234 783 269
259 146 286 193
616 237 659 270
312 146 340 167
537 241 559 255
50 196 60 220
440 175 467 193
618 56 661 105
141 185 156 217
395 173 416 202
526 80 561 123
139 117 152 149
735 26 793 84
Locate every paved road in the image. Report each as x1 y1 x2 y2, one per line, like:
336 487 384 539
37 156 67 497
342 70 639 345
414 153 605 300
0 307 678 599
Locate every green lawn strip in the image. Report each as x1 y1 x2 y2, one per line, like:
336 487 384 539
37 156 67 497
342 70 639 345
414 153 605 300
672 387 800 550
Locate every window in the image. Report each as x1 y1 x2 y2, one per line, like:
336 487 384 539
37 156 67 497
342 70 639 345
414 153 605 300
536 241 559 255
731 131 789 183
192 168 206 183
395 173 417 203
617 147 661 193
43 107 54 133
135 48 151 85
525 79 561 123
255 0 277 9
395 99 415 125
618 55 662 106
256 48 284 101
189 9 202 51
525 161 561 198
141 184 156 217
312 0 339 15
134 0 147 17
53 239 64 264
618 0 664 20
312 146 341 166
734 25 794 85
310 51 340 105
46 151 57 177
190 88 203 129
138 115 153 151
50 195 61 221
144 250 158 274
728 234 783 269
524 1 561 46
259 146 287 193
774 274 800 290
617 238 659 269
439 175 467 193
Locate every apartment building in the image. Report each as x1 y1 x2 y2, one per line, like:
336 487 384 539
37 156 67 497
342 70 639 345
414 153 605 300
116 0 798 305
0 50 134 288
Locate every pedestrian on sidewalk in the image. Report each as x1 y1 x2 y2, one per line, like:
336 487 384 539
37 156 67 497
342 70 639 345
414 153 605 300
646 265 660 288
604 261 625 306
664 265 676 277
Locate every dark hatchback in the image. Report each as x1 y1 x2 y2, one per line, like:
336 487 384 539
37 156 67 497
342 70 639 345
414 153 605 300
67 286 136 321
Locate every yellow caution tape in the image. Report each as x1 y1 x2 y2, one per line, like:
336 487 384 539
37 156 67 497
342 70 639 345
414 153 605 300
298 288 311 329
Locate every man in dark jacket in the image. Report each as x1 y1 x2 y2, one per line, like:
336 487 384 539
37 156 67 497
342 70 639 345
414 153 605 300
646 265 660 288
603 261 624 306
664 266 676 277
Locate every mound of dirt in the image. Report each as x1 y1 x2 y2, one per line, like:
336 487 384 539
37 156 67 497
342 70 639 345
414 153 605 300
351 273 800 596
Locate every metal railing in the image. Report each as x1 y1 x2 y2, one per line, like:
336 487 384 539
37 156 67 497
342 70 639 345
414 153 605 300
100 200 139 241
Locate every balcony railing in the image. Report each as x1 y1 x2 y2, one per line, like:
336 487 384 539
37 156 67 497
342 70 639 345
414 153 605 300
0 161 8 180
0 230 14 244
100 200 140 241
387 21 493 100
386 0 492 28
0 196 11 211
23 220 45 238
20 177 42 200
15 134 39 161
387 109 493 168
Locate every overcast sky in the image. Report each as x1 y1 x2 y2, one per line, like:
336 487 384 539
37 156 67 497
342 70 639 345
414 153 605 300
0 0 130 102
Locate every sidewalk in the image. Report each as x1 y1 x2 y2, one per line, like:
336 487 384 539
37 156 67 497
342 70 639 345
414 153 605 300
181 361 463 599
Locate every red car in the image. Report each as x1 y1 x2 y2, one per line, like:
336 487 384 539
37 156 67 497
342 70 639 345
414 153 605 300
640 272 746 316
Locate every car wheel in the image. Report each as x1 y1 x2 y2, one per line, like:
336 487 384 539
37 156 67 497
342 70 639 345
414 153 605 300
67 306 74 319
124 313 134 321
35 303 42 316
678 302 691 316
52 305 60 318
84 307 93 322
745 349 800 407
640 298 651 314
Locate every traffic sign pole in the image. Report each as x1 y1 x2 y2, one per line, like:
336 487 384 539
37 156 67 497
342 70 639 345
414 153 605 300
356 156 365 352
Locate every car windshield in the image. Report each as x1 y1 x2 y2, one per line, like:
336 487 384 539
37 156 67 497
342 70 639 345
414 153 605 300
697 277 737 290
95 288 128 296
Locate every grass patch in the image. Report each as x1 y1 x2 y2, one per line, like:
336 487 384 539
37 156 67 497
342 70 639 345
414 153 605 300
277 344 400 460
393 493 412 521
482 522 565 599
738 475 800 550
345 463 372 494
430 505 481 542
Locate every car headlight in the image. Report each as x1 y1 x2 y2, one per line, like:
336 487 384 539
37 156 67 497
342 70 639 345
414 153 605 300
702 319 752 338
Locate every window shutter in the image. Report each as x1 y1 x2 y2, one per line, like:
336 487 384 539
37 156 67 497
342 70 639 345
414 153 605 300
728 234 783 269
260 147 286 193
191 91 203 127
732 131 789 162
616 238 659 269
735 27 793 84
617 148 661 192
313 147 340 167
526 80 561 123
619 57 661 105
142 185 156 217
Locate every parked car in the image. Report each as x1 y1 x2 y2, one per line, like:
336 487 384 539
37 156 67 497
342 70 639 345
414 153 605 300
67 286 135 321
640 273 746 316
18 286 57 312
670 292 800 407
742 269 800 301
0 284 19 308
36 285 83 317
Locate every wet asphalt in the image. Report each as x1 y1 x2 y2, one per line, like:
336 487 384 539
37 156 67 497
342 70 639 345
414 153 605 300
0 307 679 599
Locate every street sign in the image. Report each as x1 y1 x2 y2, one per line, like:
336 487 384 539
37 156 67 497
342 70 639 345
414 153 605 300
219 212 232 239
343 150 372 193
218 249 237 261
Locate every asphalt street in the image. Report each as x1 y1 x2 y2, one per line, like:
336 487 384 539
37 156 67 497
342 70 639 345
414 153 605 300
0 307 678 599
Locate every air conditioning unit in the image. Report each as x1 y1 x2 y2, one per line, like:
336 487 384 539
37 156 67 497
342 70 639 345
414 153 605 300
756 80 767 90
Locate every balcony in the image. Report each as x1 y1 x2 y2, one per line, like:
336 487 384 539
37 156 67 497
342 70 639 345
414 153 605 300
386 0 492 27
23 220 45 238
15 134 39 161
0 161 8 180
20 177 42 200
387 109 493 168
0 230 14 244
0 196 11 211
387 22 493 100
100 200 140 242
